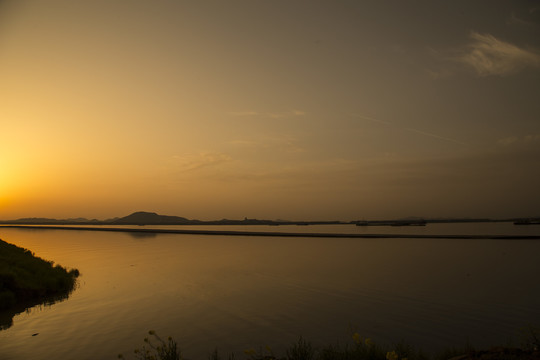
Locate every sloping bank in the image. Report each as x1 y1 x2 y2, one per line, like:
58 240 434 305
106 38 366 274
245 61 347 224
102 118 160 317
0 238 79 329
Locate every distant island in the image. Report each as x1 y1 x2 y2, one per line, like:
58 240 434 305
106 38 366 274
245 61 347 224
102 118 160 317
0 211 538 226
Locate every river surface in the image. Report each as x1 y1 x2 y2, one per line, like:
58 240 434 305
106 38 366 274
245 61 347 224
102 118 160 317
1 223 540 359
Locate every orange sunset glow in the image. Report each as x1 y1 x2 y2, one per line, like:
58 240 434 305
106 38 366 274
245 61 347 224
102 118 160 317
1 1 539 221
2 3 540 360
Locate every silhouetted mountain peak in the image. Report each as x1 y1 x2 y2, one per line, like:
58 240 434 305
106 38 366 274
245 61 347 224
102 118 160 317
131 211 158 217
112 211 189 225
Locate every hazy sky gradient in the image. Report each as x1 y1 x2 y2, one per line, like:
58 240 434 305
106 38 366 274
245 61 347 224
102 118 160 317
1 0 539 220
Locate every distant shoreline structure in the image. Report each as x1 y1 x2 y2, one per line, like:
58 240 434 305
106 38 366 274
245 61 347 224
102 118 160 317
1 211 538 227
1 224 540 240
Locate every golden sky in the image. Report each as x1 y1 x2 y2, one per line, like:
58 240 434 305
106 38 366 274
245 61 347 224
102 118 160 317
1 0 540 221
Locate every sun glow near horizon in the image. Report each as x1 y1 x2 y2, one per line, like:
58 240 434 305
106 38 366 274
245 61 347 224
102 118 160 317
1 1 540 221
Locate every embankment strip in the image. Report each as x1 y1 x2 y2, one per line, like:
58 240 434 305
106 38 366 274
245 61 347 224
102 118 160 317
1 225 540 239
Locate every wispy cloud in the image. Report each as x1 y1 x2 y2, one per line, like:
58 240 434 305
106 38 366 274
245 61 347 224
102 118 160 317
506 5 540 27
228 111 259 117
507 13 537 27
498 134 540 146
169 152 232 172
227 134 305 153
404 127 466 145
352 114 466 145
226 140 259 147
458 32 540 76
211 157 360 186
497 136 519 146
352 114 392 126
229 110 306 119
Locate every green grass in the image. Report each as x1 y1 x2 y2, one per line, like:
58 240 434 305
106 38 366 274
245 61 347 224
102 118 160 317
0 238 79 310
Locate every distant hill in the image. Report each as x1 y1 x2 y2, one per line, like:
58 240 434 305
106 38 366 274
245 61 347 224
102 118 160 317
0 212 342 226
2 211 523 226
6 217 61 224
111 211 192 225
0 217 99 224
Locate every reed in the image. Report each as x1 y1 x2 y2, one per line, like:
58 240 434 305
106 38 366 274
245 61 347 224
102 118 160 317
120 326 540 360
120 331 540 360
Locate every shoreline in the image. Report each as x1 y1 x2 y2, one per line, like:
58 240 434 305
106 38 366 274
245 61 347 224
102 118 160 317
0 238 79 329
1 224 540 239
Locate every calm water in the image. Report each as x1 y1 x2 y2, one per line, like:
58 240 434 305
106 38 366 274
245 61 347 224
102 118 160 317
1 223 540 359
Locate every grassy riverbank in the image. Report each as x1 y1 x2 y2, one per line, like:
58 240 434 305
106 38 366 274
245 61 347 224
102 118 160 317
121 329 540 360
0 238 79 310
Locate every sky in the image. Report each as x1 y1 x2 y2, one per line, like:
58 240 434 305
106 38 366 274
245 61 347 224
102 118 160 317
1 0 540 221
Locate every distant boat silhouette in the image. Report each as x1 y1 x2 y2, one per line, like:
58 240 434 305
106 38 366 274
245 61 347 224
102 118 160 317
356 220 426 226
514 219 540 225
391 221 426 226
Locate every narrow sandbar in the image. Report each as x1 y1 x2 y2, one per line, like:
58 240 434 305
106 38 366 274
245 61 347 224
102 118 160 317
1 225 540 239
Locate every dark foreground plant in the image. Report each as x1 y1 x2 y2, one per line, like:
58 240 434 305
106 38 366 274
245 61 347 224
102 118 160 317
286 337 314 360
519 325 540 351
119 330 181 360
120 330 540 360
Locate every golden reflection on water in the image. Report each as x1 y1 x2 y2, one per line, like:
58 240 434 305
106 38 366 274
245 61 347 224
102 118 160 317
0 226 539 360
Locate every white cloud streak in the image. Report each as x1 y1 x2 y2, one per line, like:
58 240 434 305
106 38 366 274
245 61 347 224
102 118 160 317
459 32 540 76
